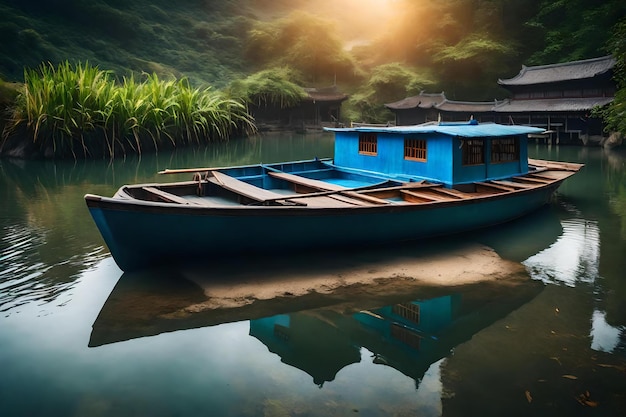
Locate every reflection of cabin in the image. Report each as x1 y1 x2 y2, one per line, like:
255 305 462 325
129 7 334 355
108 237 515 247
355 296 458 349
351 295 461 382
386 56 616 145
249 313 360 386
251 86 348 131
249 296 460 387
331 120 540 186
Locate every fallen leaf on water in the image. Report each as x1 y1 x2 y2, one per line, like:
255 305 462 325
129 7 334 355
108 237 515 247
596 363 626 372
575 391 599 407
525 390 532 403
562 375 578 380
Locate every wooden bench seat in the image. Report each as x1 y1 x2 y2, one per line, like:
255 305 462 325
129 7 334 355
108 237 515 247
513 175 552 184
142 186 195 205
400 190 443 202
267 171 347 191
268 171 391 205
211 171 292 202
490 180 535 189
475 182 515 192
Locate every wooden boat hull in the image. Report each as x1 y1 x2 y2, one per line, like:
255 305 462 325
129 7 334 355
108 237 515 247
85 178 563 272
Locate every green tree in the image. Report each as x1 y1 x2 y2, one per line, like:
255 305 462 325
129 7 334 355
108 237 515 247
527 0 626 64
595 18 626 136
343 63 435 124
433 34 514 99
227 67 307 108
244 11 357 85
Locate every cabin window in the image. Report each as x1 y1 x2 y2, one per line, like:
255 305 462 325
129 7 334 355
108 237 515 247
462 139 485 165
273 324 289 341
491 137 520 163
358 132 378 155
391 323 421 350
404 138 427 161
392 302 420 324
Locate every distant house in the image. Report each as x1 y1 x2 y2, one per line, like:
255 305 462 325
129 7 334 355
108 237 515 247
252 85 348 131
385 92 503 125
385 56 617 145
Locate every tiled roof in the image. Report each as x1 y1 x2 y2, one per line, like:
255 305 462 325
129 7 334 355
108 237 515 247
385 92 445 110
325 120 544 137
304 86 348 102
436 99 503 112
498 56 615 86
493 97 613 112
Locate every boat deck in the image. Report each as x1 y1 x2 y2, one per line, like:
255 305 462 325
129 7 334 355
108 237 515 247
134 159 583 209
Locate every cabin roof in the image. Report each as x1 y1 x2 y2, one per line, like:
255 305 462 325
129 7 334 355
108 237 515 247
493 97 613 112
498 55 615 86
325 121 544 137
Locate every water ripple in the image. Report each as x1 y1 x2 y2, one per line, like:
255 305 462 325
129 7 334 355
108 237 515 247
0 222 108 314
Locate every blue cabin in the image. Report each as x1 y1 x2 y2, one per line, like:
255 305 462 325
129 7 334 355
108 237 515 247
326 121 545 187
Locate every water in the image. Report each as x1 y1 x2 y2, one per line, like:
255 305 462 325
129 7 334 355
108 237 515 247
1 133 625 416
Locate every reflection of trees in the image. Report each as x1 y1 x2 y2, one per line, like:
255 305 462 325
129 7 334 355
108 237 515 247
603 148 626 240
0 161 110 312
596 148 626 327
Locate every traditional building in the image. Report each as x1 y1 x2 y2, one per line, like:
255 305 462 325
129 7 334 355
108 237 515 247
385 56 617 145
252 85 348 131
385 92 505 125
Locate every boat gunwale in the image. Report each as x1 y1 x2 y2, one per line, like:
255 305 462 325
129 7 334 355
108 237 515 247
84 174 569 217
85 156 582 216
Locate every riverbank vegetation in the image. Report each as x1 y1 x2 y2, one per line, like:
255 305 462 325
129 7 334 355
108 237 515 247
1 62 254 158
0 0 625 158
227 67 307 109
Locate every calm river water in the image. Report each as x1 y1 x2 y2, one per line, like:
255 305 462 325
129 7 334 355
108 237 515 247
1 132 625 417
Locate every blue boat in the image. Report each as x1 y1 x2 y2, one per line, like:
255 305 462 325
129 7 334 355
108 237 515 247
85 121 582 272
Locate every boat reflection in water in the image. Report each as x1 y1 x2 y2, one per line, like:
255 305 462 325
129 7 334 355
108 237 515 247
249 284 543 387
90 258 544 389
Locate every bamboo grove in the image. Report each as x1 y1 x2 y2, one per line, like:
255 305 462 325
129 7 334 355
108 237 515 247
1 62 256 158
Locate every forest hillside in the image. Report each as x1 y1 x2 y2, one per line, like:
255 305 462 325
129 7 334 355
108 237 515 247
1 0 625 109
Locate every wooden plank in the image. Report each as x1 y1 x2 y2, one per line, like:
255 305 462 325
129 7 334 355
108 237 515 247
142 187 193 205
490 180 535 189
475 182 515 192
528 158 584 172
342 191 390 205
242 179 438 204
428 187 471 199
327 194 372 206
514 175 552 184
211 171 288 202
268 171 346 191
294 196 358 208
158 167 218 175
400 190 441 201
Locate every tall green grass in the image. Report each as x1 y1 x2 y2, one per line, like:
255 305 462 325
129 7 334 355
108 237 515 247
1 62 256 158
